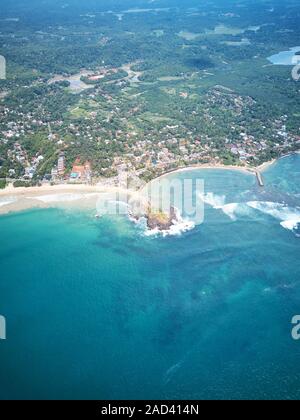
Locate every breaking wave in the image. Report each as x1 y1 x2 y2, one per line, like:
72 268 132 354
198 192 225 209
144 219 195 238
247 201 300 234
198 192 249 221
29 193 99 203
143 209 195 238
221 203 240 221
0 197 17 208
198 193 300 234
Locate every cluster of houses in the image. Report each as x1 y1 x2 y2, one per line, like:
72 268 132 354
50 153 92 183
2 78 300 185
5 142 44 180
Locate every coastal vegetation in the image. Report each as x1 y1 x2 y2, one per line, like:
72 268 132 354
0 180 7 189
12 180 32 188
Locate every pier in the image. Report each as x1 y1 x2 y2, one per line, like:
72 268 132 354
255 170 264 187
0 315 6 340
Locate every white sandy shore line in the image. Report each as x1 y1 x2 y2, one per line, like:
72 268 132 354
149 162 268 184
0 183 117 197
0 184 140 215
174 151 298 174
158 164 255 178
0 153 293 215
256 151 300 173
152 153 286 183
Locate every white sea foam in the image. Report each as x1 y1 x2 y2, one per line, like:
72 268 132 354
199 192 247 221
221 203 240 220
247 201 300 233
144 219 195 238
0 198 17 208
198 195 300 233
29 193 98 203
198 192 226 209
281 219 299 231
144 209 195 237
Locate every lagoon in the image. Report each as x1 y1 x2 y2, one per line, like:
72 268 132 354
48 71 93 93
268 46 300 65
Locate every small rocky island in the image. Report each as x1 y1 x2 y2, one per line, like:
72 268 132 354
128 195 180 231
146 207 178 231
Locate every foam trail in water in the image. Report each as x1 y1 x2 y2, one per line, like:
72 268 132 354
199 192 248 221
163 348 194 385
164 360 184 385
198 192 226 209
247 201 300 234
221 203 240 221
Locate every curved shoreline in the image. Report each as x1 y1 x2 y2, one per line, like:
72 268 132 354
0 184 139 216
153 149 300 181
149 163 255 184
0 153 296 216
145 158 277 185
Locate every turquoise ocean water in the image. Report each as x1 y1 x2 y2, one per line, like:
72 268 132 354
1 154 300 400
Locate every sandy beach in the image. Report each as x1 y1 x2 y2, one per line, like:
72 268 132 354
0 183 139 216
163 163 255 176
148 162 258 186
0 157 282 216
256 159 277 172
